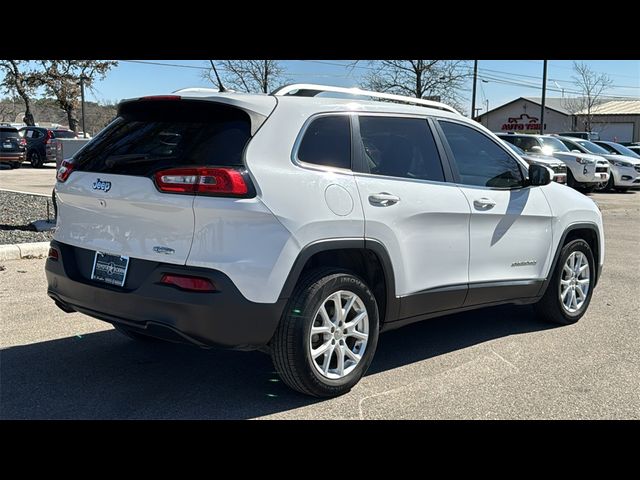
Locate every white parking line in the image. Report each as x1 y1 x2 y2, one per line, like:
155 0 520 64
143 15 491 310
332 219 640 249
0 188 51 197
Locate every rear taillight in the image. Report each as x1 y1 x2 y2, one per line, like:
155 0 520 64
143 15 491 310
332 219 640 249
48 247 59 261
45 130 54 144
160 274 216 292
57 160 74 182
154 167 249 197
19 138 26 147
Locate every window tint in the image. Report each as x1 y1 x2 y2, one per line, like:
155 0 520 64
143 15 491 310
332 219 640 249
297 116 351 169
559 138 580 151
440 121 524 188
539 136 570 153
73 100 252 176
0 128 19 140
358 116 444 182
511 136 539 152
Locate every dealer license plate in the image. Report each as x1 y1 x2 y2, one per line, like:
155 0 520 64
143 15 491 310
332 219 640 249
91 252 129 287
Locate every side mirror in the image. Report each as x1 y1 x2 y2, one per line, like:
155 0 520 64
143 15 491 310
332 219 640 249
572 149 582 153
528 164 552 186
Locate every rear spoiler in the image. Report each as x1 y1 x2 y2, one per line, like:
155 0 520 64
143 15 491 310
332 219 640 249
119 93 277 136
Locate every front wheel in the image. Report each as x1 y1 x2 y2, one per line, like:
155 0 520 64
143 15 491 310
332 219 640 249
534 239 595 325
271 269 379 397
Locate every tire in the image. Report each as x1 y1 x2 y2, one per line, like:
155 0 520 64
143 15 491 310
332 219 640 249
566 169 577 189
271 268 380 397
52 189 58 219
595 175 613 192
113 324 161 342
579 184 596 193
29 150 43 168
534 239 595 325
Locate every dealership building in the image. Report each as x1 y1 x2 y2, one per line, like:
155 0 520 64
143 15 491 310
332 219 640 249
477 97 640 142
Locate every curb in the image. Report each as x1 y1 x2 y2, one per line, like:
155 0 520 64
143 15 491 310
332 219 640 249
0 242 50 261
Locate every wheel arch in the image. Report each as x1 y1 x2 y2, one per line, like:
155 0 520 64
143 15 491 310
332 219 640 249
539 222 601 297
278 239 400 326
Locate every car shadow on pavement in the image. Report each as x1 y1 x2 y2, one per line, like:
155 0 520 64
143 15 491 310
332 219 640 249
0 304 552 419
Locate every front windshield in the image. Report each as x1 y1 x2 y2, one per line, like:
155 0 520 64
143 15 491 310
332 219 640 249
576 139 609 155
540 136 570 154
602 143 640 158
504 142 525 155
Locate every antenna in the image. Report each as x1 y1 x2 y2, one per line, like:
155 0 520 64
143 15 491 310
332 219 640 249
209 60 226 93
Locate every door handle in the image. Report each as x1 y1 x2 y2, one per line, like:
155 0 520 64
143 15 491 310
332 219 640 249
473 197 496 210
369 193 400 207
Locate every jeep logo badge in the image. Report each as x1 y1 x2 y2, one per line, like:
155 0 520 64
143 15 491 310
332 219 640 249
92 178 111 192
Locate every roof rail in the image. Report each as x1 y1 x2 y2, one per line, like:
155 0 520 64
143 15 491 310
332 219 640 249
272 83 459 114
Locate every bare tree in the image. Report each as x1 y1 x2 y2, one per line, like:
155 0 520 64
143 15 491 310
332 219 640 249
361 60 469 110
34 60 117 131
0 60 39 125
203 60 285 93
564 61 613 132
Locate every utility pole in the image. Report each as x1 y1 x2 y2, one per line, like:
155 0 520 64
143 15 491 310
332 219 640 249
471 60 478 120
540 60 548 135
80 75 87 138
485 99 489 126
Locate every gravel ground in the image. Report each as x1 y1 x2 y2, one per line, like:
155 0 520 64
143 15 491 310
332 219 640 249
0 191 55 245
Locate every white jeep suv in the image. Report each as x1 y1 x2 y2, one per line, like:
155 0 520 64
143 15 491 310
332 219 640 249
46 85 605 397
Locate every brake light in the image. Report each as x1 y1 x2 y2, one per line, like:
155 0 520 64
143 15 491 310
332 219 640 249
48 247 59 261
19 138 26 147
160 274 216 292
45 130 54 144
154 167 249 196
139 95 181 101
57 160 74 182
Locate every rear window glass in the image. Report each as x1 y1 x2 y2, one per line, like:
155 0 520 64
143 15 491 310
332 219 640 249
0 128 19 139
53 130 77 139
73 100 252 176
297 115 351 169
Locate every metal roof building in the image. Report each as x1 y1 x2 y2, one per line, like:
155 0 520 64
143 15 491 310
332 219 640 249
477 97 640 142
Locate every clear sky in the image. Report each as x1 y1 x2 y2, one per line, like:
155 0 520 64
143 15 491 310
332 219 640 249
9 60 640 115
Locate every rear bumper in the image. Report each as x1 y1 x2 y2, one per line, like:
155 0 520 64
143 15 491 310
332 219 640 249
0 152 25 162
45 240 285 349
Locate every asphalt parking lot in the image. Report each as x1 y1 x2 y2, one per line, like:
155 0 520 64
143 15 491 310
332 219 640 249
0 163 56 196
0 191 638 419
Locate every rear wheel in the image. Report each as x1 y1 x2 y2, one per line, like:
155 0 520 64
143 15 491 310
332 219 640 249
534 239 595 325
29 151 43 168
271 269 379 397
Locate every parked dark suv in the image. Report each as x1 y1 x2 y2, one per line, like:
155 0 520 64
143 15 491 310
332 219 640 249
19 126 77 168
0 126 27 168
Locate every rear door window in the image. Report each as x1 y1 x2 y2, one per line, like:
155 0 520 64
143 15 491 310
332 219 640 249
358 116 445 182
72 100 252 176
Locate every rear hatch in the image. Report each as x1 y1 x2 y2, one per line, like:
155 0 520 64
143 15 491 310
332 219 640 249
54 97 263 265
